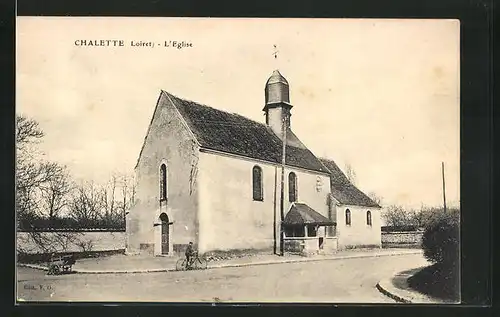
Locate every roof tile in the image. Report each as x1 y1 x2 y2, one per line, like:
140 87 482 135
284 203 335 225
164 91 329 173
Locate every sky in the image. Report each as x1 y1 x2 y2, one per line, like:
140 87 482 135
16 17 460 210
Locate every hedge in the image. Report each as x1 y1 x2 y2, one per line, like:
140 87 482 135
421 210 459 265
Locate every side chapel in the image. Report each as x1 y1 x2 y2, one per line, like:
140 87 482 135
127 70 382 256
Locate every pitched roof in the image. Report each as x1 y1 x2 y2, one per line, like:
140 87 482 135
319 158 381 208
163 91 330 174
284 203 335 226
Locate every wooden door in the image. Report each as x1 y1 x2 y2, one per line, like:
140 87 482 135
161 220 169 254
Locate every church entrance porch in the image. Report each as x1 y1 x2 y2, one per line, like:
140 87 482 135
283 203 338 255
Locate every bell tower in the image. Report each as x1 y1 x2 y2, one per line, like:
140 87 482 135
263 70 293 136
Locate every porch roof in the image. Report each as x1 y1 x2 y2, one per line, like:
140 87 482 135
284 203 335 226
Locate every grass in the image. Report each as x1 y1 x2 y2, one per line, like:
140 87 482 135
407 262 460 302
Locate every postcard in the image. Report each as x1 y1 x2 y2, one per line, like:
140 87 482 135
16 17 460 303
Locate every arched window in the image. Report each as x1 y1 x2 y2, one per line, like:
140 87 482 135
288 172 297 202
366 210 372 226
252 166 263 201
345 209 351 226
160 163 167 201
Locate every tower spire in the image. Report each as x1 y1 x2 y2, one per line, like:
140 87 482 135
263 65 292 135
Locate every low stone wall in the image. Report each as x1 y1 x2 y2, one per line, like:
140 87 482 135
17 231 126 254
382 231 423 248
284 239 304 253
284 237 338 256
320 237 338 255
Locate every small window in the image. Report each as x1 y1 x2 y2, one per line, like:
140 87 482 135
252 166 263 201
160 163 167 201
366 210 372 226
288 172 297 202
345 209 351 226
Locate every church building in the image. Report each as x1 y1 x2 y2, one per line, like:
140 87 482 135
126 70 382 256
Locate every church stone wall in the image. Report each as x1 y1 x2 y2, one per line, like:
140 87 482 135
197 151 331 253
128 92 200 255
335 205 382 249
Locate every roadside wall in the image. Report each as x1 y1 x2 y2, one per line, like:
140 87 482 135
381 231 423 248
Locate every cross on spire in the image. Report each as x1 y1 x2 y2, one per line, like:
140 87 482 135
272 44 279 59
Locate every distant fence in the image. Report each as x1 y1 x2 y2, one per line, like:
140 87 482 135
17 231 126 255
381 231 423 248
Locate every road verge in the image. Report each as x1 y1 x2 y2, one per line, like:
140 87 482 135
376 267 455 304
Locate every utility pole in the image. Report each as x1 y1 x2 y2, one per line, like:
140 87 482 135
272 44 281 256
279 113 287 256
273 166 278 255
442 162 447 213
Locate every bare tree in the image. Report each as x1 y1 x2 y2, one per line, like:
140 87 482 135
97 173 134 228
39 164 73 222
16 115 69 223
119 175 129 224
15 116 90 254
382 204 419 228
69 181 102 225
16 115 44 153
16 115 45 220
120 174 136 211
344 163 357 185
100 175 117 225
367 192 383 206
119 174 136 233
68 174 132 229
114 174 135 228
